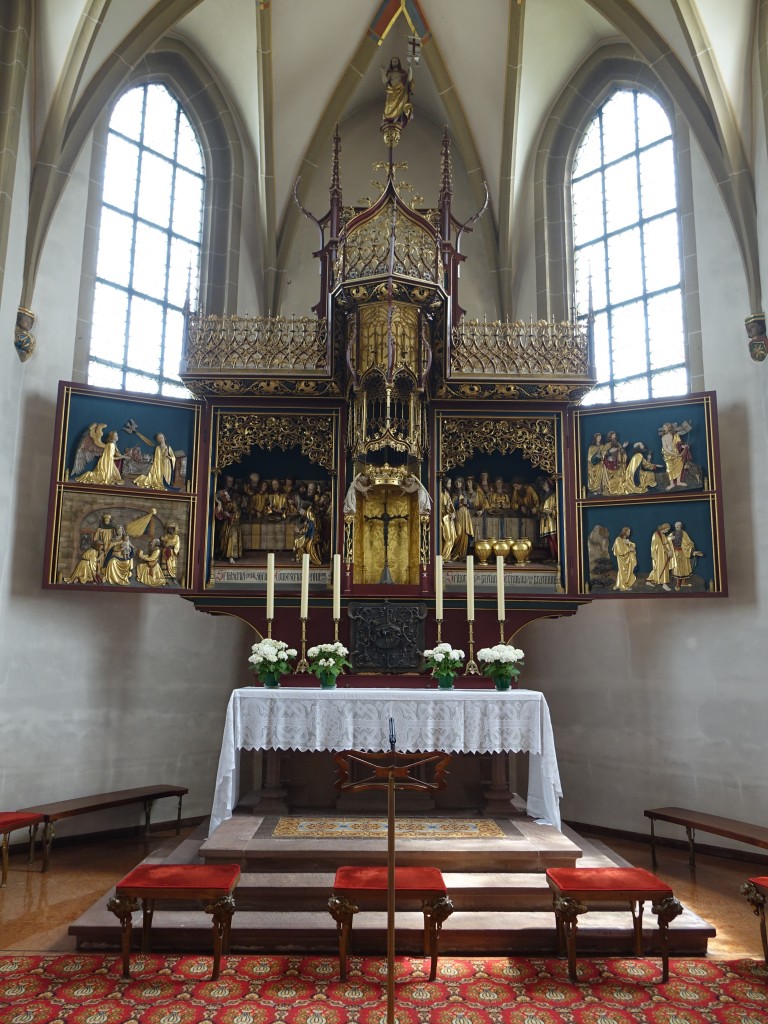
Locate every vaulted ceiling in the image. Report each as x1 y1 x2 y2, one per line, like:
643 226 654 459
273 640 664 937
23 1 762 314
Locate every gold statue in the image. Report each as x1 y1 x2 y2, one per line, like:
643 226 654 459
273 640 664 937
134 433 176 490
74 429 124 486
136 539 167 586
659 421 692 490
451 477 474 560
103 530 134 586
600 431 628 495
646 522 672 591
586 433 607 494
93 513 117 554
622 443 661 494
665 521 703 590
64 541 104 584
160 523 181 581
440 476 456 560
381 57 414 146
216 487 242 563
612 526 637 591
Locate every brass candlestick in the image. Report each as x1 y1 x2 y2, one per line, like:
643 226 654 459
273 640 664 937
436 618 443 644
499 621 505 644
465 620 479 674
267 619 273 639
296 618 310 673
333 618 340 642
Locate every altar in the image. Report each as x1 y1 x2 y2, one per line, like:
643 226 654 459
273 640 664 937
208 687 563 835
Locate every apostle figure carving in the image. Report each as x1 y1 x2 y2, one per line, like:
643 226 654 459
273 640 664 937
646 522 672 591
659 421 693 490
612 526 637 592
665 521 703 590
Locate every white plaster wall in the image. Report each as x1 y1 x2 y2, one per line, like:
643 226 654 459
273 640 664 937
0 109 249 837
520 131 768 853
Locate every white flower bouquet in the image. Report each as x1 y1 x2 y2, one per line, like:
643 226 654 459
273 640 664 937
248 638 298 687
307 642 351 689
477 644 524 690
422 642 465 689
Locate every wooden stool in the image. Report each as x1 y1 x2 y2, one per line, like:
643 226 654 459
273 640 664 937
741 876 768 963
328 865 454 980
0 813 43 887
546 867 683 982
107 863 240 979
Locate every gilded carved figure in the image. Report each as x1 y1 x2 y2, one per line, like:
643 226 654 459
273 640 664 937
160 523 181 581
103 526 134 586
659 421 692 490
622 442 661 494
381 57 414 133
136 539 167 586
64 541 104 584
440 476 456 561
612 526 637 592
665 521 703 590
73 429 124 486
646 522 672 591
134 433 176 490
451 477 474 560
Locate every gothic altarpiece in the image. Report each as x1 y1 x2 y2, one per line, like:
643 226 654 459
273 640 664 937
43 94 727 813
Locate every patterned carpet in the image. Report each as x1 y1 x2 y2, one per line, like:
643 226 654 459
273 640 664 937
272 817 507 839
1 954 767 1023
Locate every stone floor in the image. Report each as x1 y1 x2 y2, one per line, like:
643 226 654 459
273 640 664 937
0 821 765 960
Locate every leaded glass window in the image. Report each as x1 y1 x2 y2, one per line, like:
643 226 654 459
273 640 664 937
89 83 204 397
572 89 688 405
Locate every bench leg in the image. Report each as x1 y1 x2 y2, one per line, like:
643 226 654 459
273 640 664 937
1 834 9 887
649 818 657 868
630 899 645 956
141 898 156 952
205 894 236 980
652 896 683 983
143 800 154 839
176 795 183 835
41 822 54 873
328 895 358 981
107 892 140 978
741 882 768 964
685 827 696 870
552 895 587 983
422 895 454 981
28 823 40 866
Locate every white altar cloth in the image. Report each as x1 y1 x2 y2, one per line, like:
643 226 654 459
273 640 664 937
209 687 563 835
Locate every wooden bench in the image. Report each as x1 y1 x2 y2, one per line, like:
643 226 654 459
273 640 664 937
546 867 683 983
107 863 240 979
328 865 454 980
18 785 188 872
1 813 44 887
644 806 768 870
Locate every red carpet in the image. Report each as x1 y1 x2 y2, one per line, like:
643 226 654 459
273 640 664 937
1 954 766 1023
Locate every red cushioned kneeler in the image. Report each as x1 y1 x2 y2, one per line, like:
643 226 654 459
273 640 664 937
329 864 453 981
546 867 682 983
1 812 43 887
108 863 240 980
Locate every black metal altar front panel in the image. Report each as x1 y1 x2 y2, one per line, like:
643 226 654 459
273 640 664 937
348 601 427 673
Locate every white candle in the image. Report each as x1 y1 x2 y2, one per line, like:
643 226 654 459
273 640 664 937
496 555 505 622
300 553 310 619
266 552 275 620
333 553 341 620
466 555 474 621
435 555 443 620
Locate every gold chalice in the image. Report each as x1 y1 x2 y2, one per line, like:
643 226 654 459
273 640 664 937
510 538 532 564
474 539 493 565
492 539 511 562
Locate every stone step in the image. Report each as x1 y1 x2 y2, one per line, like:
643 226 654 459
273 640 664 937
199 815 582 873
69 906 714 958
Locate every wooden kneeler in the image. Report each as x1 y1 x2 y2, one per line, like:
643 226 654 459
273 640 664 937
107 863 240 980
331 725 453 1024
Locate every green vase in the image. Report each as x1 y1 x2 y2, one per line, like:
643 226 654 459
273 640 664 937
318 670 337 689
262 671 281 689
494 677 511 692
437 673 455 690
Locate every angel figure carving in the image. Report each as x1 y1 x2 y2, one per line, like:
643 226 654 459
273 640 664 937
71 424 124 486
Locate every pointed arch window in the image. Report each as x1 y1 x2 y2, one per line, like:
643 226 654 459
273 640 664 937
88 83 204 396
572 89 688 405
